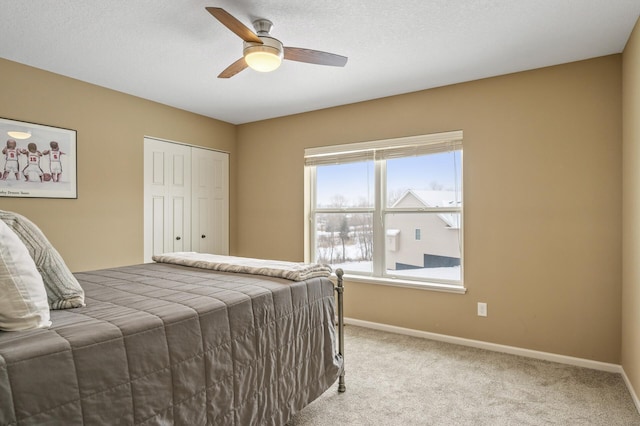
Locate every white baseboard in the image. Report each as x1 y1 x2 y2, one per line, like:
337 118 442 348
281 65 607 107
344 317 640 414
621 368 640 415
344 317 622 372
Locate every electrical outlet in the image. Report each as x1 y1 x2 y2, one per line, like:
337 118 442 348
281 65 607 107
477 302 487 317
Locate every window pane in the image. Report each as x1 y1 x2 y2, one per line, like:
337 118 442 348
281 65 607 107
316 161 374 208
314 212 373 274
387 151 462 208
385 213 461 282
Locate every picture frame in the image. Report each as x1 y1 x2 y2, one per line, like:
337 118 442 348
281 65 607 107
0 117 77 199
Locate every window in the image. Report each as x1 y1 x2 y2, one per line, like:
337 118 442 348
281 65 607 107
305 131 463 289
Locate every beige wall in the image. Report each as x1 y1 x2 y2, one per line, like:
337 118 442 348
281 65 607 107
0 58 237 272
237 55 623 363
0 50 627 365
622 17 640 404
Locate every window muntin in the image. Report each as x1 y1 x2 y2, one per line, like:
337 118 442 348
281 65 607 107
306 131 463 287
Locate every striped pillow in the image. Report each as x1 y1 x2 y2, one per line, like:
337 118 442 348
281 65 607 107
0 210 85 310
0 219 51 330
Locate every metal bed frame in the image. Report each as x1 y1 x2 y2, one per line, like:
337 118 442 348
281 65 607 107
335 268 346 392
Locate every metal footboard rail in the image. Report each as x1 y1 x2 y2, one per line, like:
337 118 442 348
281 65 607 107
335 268 346 393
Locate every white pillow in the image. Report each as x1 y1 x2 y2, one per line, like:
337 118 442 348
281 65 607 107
0 210 84 309
0 219 52 331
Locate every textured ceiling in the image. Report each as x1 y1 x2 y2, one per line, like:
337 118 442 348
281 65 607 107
1 1 639 124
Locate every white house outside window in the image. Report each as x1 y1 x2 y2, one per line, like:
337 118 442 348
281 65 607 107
304 131 463 291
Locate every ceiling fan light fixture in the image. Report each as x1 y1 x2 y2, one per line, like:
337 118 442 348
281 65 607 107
7 130 31 140
243 38 283 73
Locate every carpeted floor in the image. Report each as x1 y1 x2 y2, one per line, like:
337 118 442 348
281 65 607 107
288 325 640 425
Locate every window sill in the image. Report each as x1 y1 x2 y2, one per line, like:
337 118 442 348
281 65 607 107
332 273 467 294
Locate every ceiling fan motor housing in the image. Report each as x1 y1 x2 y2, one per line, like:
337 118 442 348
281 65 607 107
243 18 283 66
243 36 283 59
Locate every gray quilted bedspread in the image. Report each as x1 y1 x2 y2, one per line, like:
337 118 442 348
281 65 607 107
0 263 342 425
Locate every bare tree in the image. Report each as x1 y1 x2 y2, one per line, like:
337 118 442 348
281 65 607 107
339 216 349 262
387 188 409 207
324 215 338 263
330 194 348 208
351 213 373 261
429 180 444 190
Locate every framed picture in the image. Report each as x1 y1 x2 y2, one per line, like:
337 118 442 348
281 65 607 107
0 117 77 199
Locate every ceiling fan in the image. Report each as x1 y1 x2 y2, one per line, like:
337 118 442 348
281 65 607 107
206 7 348 78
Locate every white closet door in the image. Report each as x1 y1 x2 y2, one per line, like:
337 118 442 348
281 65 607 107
144 138 192 262
191 148 229 255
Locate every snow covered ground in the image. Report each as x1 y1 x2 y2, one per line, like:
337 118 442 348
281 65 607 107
317 239 461 282
329 260 460 282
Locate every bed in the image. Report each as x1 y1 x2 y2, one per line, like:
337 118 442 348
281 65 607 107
0 256 345 425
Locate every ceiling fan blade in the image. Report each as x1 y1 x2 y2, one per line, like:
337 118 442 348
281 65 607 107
206 7 262 44
283 47 348 67
218 57 248 78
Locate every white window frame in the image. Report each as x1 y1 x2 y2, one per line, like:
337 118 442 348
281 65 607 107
304 130 465 294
